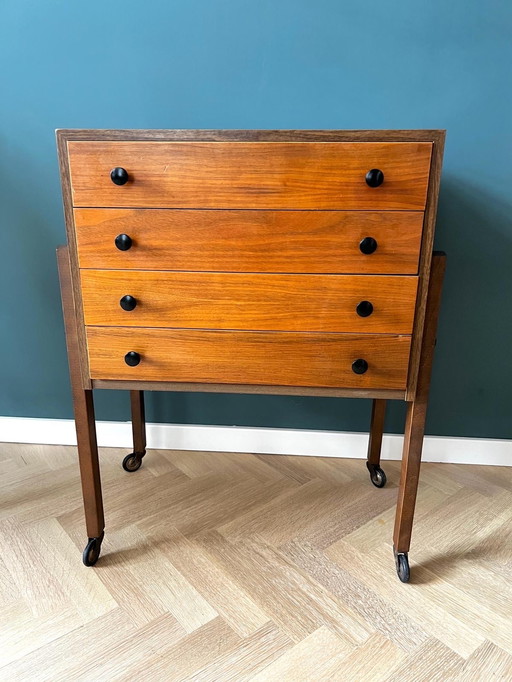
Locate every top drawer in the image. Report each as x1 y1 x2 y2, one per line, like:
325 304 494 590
67 141 432 210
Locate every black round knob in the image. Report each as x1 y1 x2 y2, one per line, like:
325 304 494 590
120 295 137 311
352 358 368 375
359 237 378 255
356 300 374 318
124 351 141 367
110 167 129 185
365 169 384 188
115 234 132 251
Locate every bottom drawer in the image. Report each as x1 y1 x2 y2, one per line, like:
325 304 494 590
86 327 411 390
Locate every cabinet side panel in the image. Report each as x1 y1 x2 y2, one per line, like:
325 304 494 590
56 130 91 387
406 131 446 400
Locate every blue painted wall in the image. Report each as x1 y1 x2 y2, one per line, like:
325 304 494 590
1 0 511 438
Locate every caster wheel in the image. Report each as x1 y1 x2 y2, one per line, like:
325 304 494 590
83 533 104 567
366 462 387 488
394 550 410 583
122 452 144 472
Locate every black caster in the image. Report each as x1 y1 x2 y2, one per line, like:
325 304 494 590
122 451 145 472
394 548 410 583
83 532 104 567
366 462 387 488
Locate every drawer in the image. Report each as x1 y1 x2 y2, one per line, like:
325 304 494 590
68 141 432 210
80 271 418 334
86 327 411 389
74 209 424 274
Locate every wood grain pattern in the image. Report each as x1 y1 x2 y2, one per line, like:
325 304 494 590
58 128 445 143
2 443 510 679
56 247 104 539
85 327 411 389
56 135 91 387
91 379 405 400
57 129 445 399
68 141 432 210
55 131 446 600
406 130 446 399
394 253 446 553
80 270 418 334
74 208 424 274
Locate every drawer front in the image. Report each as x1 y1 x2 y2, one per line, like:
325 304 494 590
86 327 411 389
80 270 418 334
68 141 432 210
74 209 424 274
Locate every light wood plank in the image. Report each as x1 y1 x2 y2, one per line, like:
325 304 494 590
116 617 240 682
326 632 406 681
187 622 292 682
327 540 486 658
282 540 427 652
141 525 270 637
0 608 136 682
458 640 512 681
0 603 84 669
195 531 372 646
72 613 185 682
385 637 464 681
249 626 353 682
1 443 510 681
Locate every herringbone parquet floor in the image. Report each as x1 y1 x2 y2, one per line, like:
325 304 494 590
1 442 511 681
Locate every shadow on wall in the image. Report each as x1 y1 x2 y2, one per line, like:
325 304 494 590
428 176 512 438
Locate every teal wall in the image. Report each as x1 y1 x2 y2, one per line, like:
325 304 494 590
1 0 511 438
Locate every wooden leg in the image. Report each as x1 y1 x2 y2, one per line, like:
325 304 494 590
393 252 446 581
57 247 104 566
74 389 105 539
122 391 147 472
131 391 146 454
368 399 386 467
366 399 387 487
394 400 427 552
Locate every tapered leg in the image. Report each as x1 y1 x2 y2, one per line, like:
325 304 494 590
122 391 147 472
393 252 446 581
74 389 105 546
394 400 427 550
57 247 104 566
366 399 387 487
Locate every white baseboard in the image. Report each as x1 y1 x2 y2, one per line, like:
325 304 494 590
0 417 510 467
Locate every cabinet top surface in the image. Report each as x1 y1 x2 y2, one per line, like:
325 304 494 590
57 129 445 143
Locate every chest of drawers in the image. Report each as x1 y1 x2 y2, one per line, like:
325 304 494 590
57 129 445 582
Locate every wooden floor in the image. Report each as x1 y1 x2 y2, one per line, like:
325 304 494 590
1 443 511 681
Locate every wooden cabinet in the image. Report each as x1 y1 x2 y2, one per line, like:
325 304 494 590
57 129 446 582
